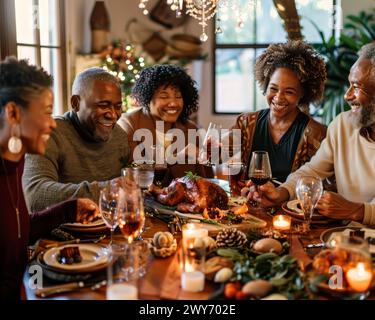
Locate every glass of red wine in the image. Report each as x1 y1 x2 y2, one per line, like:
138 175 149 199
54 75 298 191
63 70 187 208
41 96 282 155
150 145 168 187
248 151 272 208
199 122 222 171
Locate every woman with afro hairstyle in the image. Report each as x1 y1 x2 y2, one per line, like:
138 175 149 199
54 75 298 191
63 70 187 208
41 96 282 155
232 40 327 183
118 64 207 181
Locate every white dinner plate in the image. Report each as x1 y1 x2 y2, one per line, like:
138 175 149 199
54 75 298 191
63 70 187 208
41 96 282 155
43 244 109 271
321 227 375 254
62 217 105 228
282 199 326 221
286 199 303 215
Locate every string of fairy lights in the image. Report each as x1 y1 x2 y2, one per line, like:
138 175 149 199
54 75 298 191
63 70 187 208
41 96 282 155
100 41 147 109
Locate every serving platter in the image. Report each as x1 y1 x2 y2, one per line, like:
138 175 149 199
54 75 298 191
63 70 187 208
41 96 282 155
145 197 267 236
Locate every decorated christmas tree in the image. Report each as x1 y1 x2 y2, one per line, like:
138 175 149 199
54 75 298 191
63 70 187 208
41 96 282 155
100 40 148 111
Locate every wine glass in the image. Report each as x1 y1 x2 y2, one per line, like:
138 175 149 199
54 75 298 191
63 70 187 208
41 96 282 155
99 181 121 245
136 162 155 191
295 176 323 234
150 145 168 187
118 187 145 244
199 122 222 168
248 151 272 207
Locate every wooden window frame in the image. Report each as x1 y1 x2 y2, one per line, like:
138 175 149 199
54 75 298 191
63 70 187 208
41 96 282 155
1 0 67 114
212 0 337 115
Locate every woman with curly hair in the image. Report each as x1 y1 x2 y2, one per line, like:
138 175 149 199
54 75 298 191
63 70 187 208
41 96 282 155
118 64 205 181
233 40 327 183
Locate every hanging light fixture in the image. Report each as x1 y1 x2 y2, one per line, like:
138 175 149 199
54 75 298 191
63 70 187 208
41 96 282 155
138 0 256 42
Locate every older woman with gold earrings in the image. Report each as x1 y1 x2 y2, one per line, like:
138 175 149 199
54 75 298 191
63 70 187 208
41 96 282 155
0 57 100 300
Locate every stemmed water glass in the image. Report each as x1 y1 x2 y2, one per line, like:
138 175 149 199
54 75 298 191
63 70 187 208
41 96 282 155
248 151 272 207
99 181 121 245
295 176 323 234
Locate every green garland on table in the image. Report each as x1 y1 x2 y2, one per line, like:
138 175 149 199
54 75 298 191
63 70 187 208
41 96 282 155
216 247 311 300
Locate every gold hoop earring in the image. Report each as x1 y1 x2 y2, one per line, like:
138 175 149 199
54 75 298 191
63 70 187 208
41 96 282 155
8 124 22 154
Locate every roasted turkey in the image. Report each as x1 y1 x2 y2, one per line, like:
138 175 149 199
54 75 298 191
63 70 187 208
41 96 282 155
150 176 228 213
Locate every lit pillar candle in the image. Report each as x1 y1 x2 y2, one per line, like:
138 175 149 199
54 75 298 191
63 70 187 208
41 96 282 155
346 262 373 292
181 223 207 292
107 283 138 300
273 215 291 231
181 271 205 292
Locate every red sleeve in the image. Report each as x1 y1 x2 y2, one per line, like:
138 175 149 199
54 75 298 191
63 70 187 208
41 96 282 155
29 199 77 243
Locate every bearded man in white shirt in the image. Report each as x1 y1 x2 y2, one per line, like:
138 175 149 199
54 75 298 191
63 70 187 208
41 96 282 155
245 43 375 226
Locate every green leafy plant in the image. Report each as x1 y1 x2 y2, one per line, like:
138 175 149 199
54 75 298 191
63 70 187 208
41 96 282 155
310 9 375 124
216 248 309 299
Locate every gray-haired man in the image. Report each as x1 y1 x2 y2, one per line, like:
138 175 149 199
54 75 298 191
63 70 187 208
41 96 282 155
23 67 130 212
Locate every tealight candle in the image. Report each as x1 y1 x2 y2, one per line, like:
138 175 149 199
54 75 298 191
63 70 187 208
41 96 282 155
346 262 373 292
181 271 205 292
273 215 291 231
107 283 138 300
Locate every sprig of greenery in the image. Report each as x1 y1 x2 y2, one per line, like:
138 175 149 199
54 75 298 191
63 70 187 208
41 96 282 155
185 171 201 179
200 218 222 226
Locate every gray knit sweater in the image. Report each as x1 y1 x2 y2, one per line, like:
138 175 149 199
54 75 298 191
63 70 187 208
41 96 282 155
22 112 130 212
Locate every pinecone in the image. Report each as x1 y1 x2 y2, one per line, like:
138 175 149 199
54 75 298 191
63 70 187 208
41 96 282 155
216 228 247 248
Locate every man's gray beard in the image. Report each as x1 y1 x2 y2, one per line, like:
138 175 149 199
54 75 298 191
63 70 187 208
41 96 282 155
349 101 375 128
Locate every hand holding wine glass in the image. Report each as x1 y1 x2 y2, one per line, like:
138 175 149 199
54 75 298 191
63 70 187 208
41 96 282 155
199 122 222 166
248 151 272 207
296 176 323 234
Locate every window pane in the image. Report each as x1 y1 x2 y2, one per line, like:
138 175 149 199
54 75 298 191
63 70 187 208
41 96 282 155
216 0 256 44
39 0 61 46
17 46 37 65
256 0 287 44
15 0 37 44
297 0 334 42
41 48 63 115
215 48 256 113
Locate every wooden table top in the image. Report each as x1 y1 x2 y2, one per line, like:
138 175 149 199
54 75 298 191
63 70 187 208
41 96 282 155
23 208 374 300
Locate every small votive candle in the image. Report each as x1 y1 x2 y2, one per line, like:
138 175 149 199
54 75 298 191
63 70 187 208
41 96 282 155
273 215 291 231
107 283 138 300
182 223 209 240
346 262 373 292
181 271 205 292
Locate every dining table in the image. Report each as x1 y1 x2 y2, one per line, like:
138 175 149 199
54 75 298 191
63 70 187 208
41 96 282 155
23 205 375 301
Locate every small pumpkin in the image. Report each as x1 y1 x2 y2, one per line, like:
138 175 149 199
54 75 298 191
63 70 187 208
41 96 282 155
153 231 174 249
